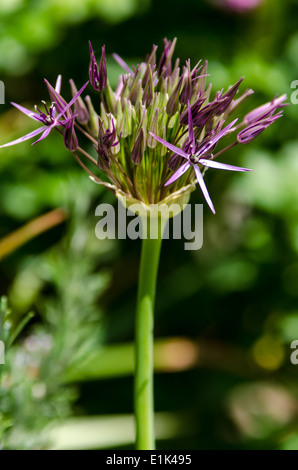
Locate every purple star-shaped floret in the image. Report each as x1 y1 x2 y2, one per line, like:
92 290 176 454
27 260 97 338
150 101 251 213
0 76 88 148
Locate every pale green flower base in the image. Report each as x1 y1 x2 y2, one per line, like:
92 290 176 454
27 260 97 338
116 183 195 219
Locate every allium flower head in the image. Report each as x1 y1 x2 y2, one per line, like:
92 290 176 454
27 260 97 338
0 39 286 214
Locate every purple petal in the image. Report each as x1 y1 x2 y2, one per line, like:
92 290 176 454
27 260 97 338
59 116 77 126
164 162 191 186
237 123 265 143
55 75 62 94
98 45 107 90
112 53 133 75
187 100 195 149
69 79 89 124
52 75 62 117
11 102 39 121
199 158 252 172
115 76 124 100
215 77 244 116
63 121 78 151
32 126 52 145
208 118 238 145
198 118 238 157
89 40 95 56
45 78 68 115
0 126 46 148
89 41 107 91
149 132 189 159
56 81 89 120
244 94 288 124
194 164 215 214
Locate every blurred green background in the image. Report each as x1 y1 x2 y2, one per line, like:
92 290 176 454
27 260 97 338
1 0 298 450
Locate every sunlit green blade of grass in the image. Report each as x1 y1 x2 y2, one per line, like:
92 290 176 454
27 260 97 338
65 337 199 382
49 412 190 450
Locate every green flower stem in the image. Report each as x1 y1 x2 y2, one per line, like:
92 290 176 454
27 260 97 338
134 216 166 450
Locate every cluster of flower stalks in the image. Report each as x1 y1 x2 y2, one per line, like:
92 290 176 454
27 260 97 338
1 38 287 213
